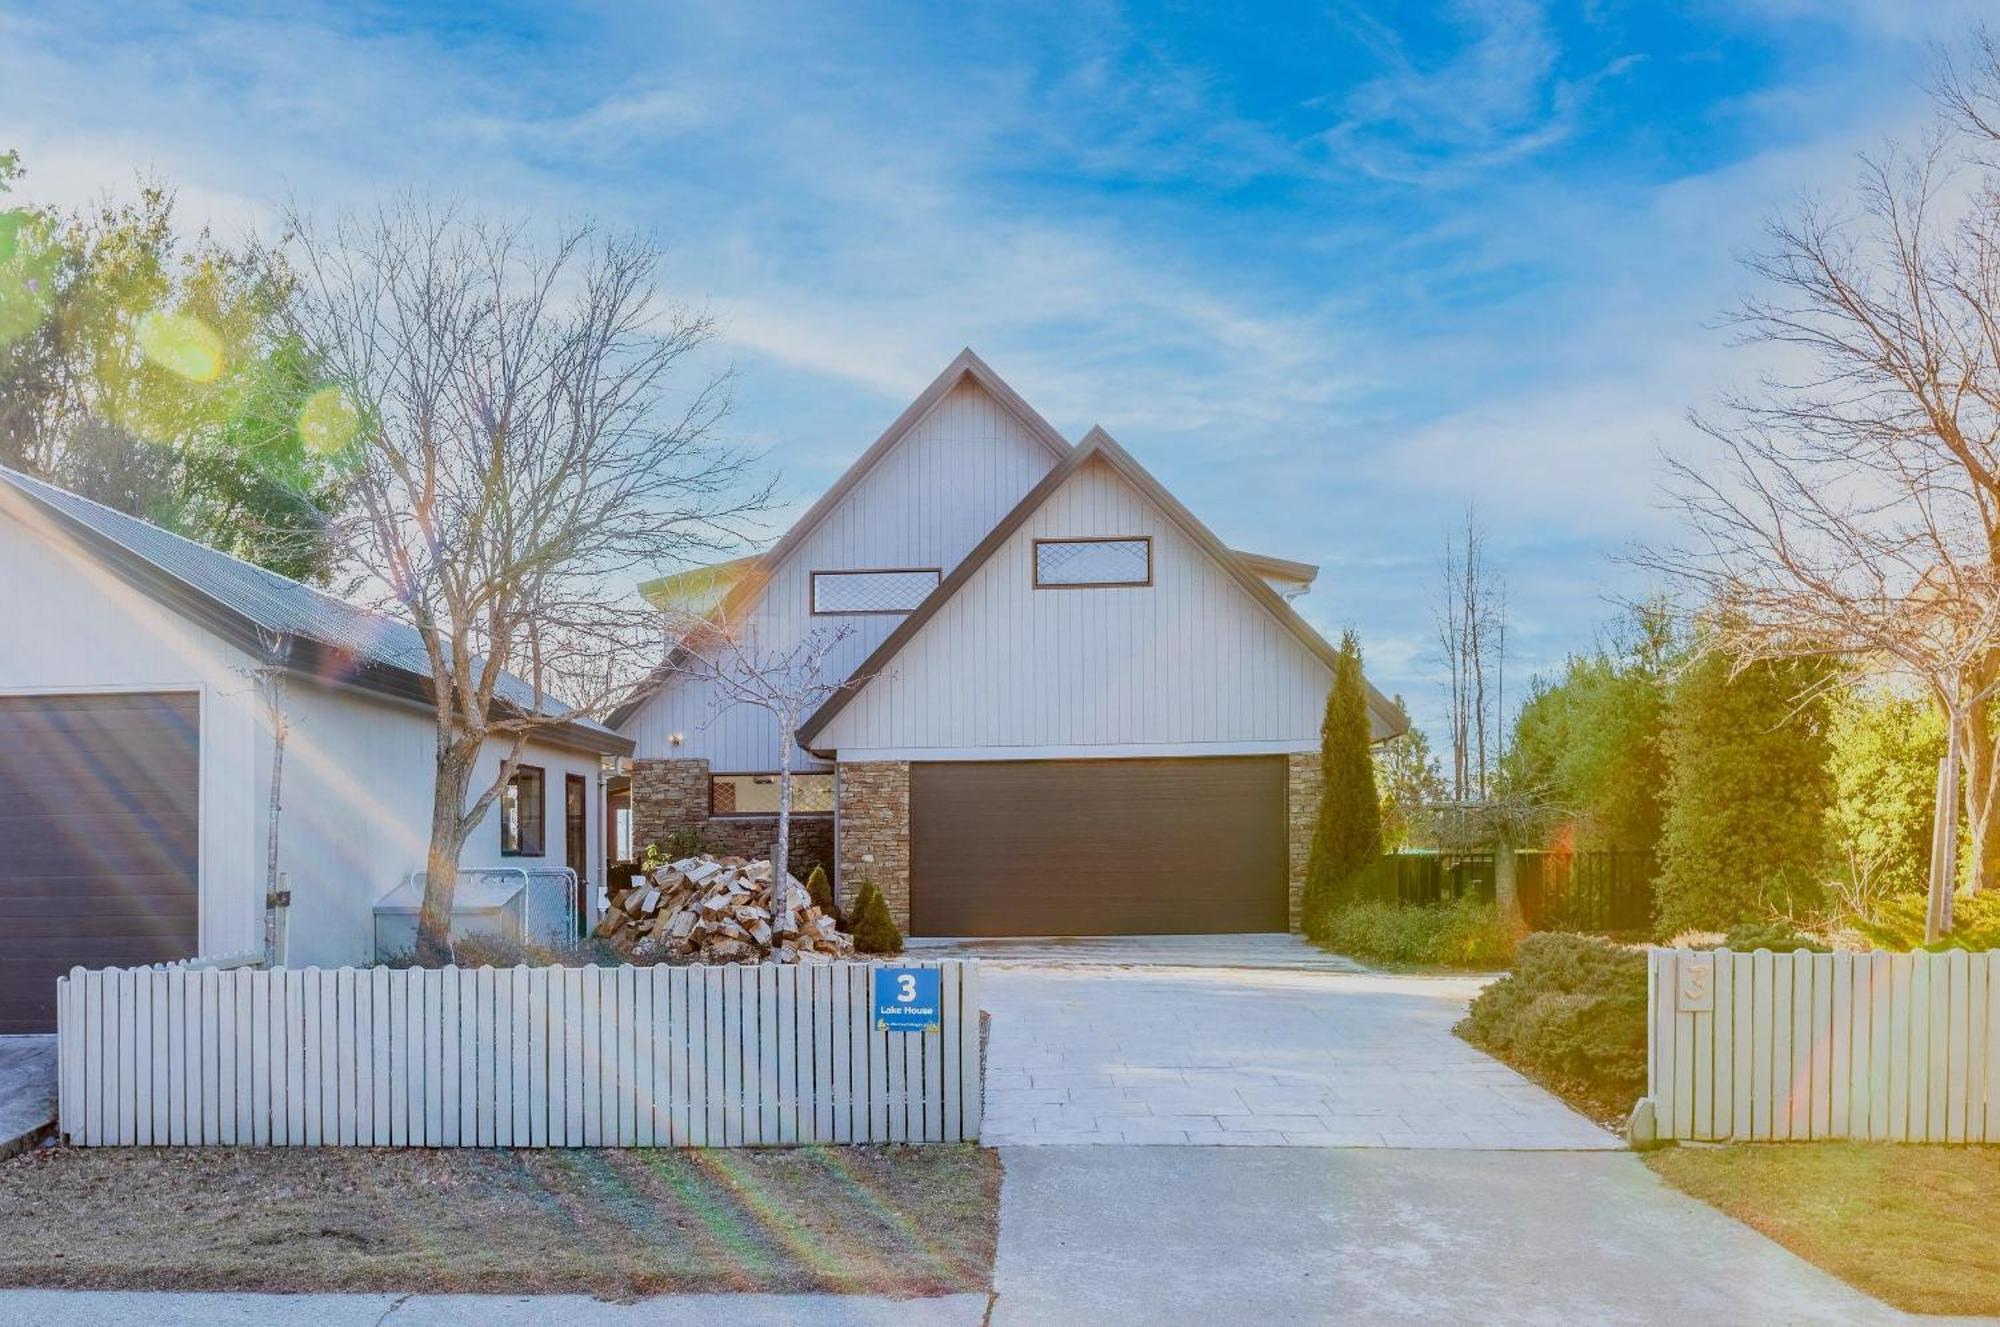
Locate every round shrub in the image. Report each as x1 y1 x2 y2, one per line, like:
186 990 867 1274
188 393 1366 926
1455 933 1647 1121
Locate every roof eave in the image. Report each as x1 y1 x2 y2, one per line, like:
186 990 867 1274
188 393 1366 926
798 425 1408 750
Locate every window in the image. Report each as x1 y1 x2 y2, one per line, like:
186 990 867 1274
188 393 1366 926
710 772 835 817
500 763 546 856
614 804 634 864
811 568 940 614
1033 536 1152 588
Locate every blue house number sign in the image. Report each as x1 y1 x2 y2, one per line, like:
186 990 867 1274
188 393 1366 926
873 967 941 1033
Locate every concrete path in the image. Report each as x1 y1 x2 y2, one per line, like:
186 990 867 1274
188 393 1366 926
981 961 1615 1147
989 1146 1982 1326
0 1036 56 1157
0 1290 990 1325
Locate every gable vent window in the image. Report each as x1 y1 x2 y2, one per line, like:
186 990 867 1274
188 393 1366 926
811 568 940 615
1034 536 1152 588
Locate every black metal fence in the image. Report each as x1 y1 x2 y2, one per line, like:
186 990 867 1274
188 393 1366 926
1354 849 1657 935
1515 848 1656 934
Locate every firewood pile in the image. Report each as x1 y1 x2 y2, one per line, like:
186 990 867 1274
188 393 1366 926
595 854 856 965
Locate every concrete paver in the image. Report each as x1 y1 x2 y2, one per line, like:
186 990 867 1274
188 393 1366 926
980 961 1616 1148
0 1035 56 1156
910 931 1367 971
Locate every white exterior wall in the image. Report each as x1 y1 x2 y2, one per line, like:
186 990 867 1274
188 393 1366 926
0 500 265 958
0 498 606 969
623 377 1060 771
263 680 604 968
815 455 1334 757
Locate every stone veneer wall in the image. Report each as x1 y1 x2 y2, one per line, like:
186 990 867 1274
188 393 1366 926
630 757 833 876
1287 752 1320 933
836 761 911 930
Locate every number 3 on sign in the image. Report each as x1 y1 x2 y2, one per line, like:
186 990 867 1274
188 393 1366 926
873 966 942 1033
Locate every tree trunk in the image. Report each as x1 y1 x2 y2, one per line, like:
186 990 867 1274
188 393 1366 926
1962 699 2000 893
416 744 479 967
261 675 288 968
774 737 795 933
1493 825 1521 927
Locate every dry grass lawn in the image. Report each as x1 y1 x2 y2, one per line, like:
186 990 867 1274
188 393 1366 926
1646 1143 2000 1316
0 1144 999 1299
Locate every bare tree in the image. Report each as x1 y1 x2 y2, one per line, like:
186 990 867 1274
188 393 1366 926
1435 505 1507 800
277 199 767 964
1638 55 2000 938
251 629 292 966
674 620 870 930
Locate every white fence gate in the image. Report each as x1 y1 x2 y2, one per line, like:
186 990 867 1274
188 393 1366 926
56 960 980 1148
1647 947 2000 1142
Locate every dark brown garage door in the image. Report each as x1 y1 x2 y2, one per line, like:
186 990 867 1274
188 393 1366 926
0 693 200 1033
909 757 1287 936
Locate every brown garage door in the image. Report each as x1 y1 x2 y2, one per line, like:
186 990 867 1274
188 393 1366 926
0 693 200 1033
909 757 1287 936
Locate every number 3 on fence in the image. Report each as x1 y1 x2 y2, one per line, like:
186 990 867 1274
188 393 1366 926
873 967 941 1032
1677 953 1715 1012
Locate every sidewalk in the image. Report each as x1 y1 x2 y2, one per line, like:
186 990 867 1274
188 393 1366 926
0 1289 989 1326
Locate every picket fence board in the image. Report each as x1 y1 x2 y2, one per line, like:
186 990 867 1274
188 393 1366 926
58 961 979 1149
1648 948 2000 1143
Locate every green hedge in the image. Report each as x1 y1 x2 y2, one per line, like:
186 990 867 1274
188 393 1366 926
1455 933 1647 1122
1318 897 1520 968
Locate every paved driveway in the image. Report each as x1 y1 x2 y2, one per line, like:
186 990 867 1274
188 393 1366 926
0 1036 56 1156
965 935 1614 1148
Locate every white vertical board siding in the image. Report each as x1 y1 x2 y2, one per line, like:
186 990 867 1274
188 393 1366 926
624 378 1061 768
819 456 1331 752
56 960 980 1148
1647 947 2000 1142
274 680 605 968
0 503 263 958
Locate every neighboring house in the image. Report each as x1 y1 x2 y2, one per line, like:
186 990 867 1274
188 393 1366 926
615 349 1404 938
0 466 630 1031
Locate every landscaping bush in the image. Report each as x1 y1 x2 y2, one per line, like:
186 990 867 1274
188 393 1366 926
848 880 904 955
1300 632 1382 937
1721 919 1829 953
1844 890 2000 952
805 863 843 928
1455 933 1647 1123
1318 897 1520 968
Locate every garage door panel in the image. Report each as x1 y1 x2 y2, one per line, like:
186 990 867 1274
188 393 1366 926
0 693 199 1031
910 758 1286 936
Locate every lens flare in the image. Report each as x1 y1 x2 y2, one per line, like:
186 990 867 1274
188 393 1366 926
137 309 225 383
0 209 55 347
299 384 363 454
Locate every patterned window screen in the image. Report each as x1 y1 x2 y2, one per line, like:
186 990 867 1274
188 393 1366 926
1034 538 1151 586
811 569 939 614
711 773 835 816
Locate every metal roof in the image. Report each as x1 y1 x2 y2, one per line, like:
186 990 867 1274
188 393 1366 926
0 464 631 754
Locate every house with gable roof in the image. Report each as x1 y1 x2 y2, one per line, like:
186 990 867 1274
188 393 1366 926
614 350 1403 937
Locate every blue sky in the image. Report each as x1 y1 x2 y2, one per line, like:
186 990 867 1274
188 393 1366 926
2 0 1991 742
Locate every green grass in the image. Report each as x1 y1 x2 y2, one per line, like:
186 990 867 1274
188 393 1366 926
0 1144 999 1298
1647 1143 2000 1316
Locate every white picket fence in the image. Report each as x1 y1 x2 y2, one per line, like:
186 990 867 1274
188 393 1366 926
55 960 980 1148
1647 947 2000 1142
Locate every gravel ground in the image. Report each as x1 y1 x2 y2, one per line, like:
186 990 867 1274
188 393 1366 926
0 1144 999 1299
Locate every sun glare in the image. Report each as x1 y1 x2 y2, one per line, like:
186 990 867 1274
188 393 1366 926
298 383 362 453
136 308 225 383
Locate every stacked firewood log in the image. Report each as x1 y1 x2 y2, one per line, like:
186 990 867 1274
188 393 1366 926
594 854 856 965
